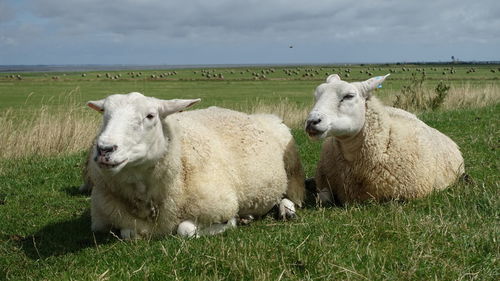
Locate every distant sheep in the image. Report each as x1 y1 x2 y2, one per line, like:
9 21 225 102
85 93 305 238
305 74 464 204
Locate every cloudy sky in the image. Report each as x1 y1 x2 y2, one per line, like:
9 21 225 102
0 0 499 65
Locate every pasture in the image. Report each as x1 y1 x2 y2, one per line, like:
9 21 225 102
0 64 499 280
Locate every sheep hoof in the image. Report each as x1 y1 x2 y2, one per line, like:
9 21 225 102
120 228 137 239
177 220 198 238
238 214 255 226
279 198 296 220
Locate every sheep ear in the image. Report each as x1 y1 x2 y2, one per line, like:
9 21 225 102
158 98 201 117
355 74 390 98
87 100 104 113
326 74 341 83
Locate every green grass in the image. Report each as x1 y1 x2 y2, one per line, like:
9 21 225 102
0 64 499 280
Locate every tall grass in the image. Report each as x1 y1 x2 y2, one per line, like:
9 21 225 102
443 83 500 110
0 89 99 159
389 74 500 112
235 98 310 129
0 84 498 159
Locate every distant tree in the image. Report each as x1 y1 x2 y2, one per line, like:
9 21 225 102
451 56 456 63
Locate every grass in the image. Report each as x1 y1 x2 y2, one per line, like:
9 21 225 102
0 64 499 280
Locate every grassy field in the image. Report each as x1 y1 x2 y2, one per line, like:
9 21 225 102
1 63 500 110
0 64 499 280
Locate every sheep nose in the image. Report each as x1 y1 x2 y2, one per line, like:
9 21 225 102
97 144 117 155
305 117 323 136
308 118 322 126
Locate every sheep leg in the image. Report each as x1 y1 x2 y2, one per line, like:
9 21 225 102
177 218 237 238
279 198 296 220
199 217 237 236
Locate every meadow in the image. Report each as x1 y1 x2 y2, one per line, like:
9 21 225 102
0 63 499 280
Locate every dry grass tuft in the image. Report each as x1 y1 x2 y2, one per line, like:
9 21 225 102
238 98 310 129
386 82 500 113
442 83 500 110
0 90 100 159
0 107 99 158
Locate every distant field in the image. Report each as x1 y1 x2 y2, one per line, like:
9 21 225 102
1 63 499 110
0 64 499 280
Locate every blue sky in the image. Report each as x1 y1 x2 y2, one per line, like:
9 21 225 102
1 0 499 65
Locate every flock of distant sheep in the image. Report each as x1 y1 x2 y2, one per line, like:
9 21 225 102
5 66 499 81
80 73 464 239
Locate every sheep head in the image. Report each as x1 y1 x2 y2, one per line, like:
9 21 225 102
305 74 389 139
87 92 200 173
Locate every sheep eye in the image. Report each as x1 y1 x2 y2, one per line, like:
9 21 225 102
146 113 155 120
341 94 355 102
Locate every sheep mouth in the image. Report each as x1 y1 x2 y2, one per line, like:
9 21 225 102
306 127 324 138
96 158 128 169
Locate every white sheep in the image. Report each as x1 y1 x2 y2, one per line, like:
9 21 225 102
85 92 305 238
305 74 464 204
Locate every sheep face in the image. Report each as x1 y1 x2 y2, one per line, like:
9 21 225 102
87 92 200 174
305 74 389 139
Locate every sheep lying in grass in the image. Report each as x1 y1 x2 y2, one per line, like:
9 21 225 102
86 92 305 238
305 74 464 204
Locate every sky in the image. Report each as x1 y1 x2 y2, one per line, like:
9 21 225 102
0 0 499 65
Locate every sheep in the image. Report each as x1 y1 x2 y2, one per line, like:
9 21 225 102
85 92 305 239
305 74 464 204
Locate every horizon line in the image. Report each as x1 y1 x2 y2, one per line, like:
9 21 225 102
1 60 499 73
